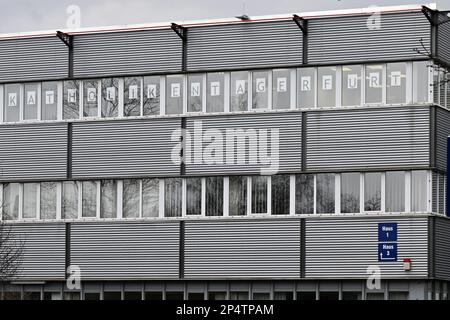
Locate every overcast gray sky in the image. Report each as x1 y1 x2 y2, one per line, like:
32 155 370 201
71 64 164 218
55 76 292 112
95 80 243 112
0 0 449 34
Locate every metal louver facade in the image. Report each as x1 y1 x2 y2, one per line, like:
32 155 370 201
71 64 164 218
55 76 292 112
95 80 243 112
434 217 450 280
437 14 450 66
436 107 450 171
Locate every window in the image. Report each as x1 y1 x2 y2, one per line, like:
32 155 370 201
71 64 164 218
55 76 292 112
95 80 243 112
62 181 79 219
317 67 336 107
205 177 223 216
365 65 383 104
208 292 227 300
364 172 381 211
164 178 182 217
101 78 119 118
412 170 427 212
186 178 202 215
142 179 159 217
40 182 57 219
366 292 384 300
100 180 117 218
24 83 39 120
2 183 20 220
297 292 316 300
124 77 142 116
253 293 270 300
123 179 140 218
341 172 360 213
271 175 290 215
229 176 247 216
386 62 407 104
229 292 249 300
295 174 314 214
103 292 121 300
342 65 362 106
297 67 315 108
23 183 38 219
166 75 183 115
165 292 184 300
251 176 267 214
124 292 142 300
63 80 79 119
272 69 291 109
252 70 269 109
386 171 405 212
187 74 203 112
143 76 160 116
206 72 225 113
273 292 294 300
145 292 163 300
342 292 362 300
316 173 335 213
413 61 429 103
319 292 339 300
231 71 248 111
4 84 21 122
83 80 99 117
82 181 97 218
41 82 58 120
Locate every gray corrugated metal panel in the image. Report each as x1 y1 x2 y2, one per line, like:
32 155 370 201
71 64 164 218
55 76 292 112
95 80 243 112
437 18 450 66
439 173 445 215
0 123 68 181
305 216 428 279
308 12 430 64
8 223 66 281
306 107 430 170
185 112 302 175
73 29 182 77
186 21 302 71
184 219 301 279
434 217 450 280
70 221 179 280
435 108 450 171
71 118 180 178
0 36 68 82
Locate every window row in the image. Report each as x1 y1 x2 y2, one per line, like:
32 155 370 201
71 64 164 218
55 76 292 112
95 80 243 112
0 171 432 221
0 61 436 124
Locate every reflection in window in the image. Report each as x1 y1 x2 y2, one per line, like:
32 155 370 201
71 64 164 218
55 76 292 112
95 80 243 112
63 80 80 120
365 65 383 104
83 80 99 117
143 76 160 116
206 177 223 216
187 74 203 112
82 181 97 217
23 183 38 219
124 77 141 117
206 73 225 113
4 84 21 123
101 78 119 118
295 174 314 214
272 69 291 109
364 172 381 211
229 176 247 216
165 178 182 217
166 75 183 115
41 82 58 120
412 170 427 212
231 71 248 111
387 62 407 104
186 178 202 215
341 173 360 213
62 181 79 219
316 173 335 214
252 70 269 109
251 176 267 214
123 179 140 218
386 171 405 212
271 175 290 214
297 68 315 108
342 65 362 106
40 182 57 219
100 180 117 218
317 67 336 107
24 83 39 120
413 61 429 103
142 179 159 218
2 183 20 220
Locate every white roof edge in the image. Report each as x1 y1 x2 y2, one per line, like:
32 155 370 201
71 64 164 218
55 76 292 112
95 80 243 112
0 3 438 40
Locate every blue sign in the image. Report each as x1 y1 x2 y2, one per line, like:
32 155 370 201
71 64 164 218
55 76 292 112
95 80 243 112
378 243 397 262
378 223 397 242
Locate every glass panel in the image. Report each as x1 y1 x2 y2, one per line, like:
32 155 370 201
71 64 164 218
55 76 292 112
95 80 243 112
41 82 58 120
40 182 57 219
206 72 225 113
166 75 183 115
23 183 38 219
342 65 362 106
63 80 80 119
124 77 141 117
62 181 79 219
412 170 427 212
386 171 405 212
2 183 20 220
230 71 248 111
439 68 446 107
272 69 291 109
271 175 290 215
295 174 314 214
297 67 315 108
83 80 99 117
101 78 119 118
82 181 97 218
317 66 336 107
365 64 383 104
433 66 439 104
4 84 21 122
229 176 247 216
142 179 159 218
413 61 429 103
364 172 381 211
143 76 160 116
164 178 182 217
187 74 203 112
24 83 38 120
252 70 269 109
341 173 360 213
123 179 140 218
251 176 267 214
186 178 202 215
206 177 223 216
386 62 407 104
100 180 117 218
316 173 335 214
